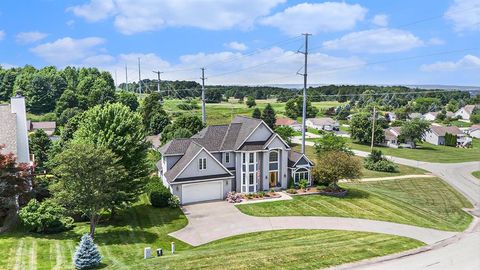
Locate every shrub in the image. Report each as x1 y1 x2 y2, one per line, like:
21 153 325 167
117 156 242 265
298 179 309 190
168 195 180 208
257 191 266 198
364 159 398 172
146 179 171 208
226 192 243 203
19 199 73 233
73 234 102 270
286 189 297 194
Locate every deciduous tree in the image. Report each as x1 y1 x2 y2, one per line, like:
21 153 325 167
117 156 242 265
312 151 361 191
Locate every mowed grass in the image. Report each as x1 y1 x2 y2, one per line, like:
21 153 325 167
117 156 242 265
162 99 344 125
138 230 423 270
292 144 428 179
237 177 473 232
0 196 189 269
346 138 480 163
473 171 480 181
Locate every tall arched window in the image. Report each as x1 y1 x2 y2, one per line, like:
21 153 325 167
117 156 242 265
269 150 279 187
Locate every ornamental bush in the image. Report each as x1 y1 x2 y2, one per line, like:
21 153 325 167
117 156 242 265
364 150 398 173
298 179 309 190
73 234 102 270
226 192 243 203
168 195 181 208
146 179 171 208
19 199 73 233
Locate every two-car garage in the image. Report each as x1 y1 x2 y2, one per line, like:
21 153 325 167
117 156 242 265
181 180 224 205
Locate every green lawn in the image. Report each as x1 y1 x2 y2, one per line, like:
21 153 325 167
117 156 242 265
293 144 428 179
473 171 480 181
344 139 480 163
162 99 344 125
237 177 473 232
0 195 425 270
138 230 423 270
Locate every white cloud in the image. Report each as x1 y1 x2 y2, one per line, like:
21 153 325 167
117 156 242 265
0 30 5 40
260 2 367 36
372 14 388 27
445 0 480 31
225 41 248 51
16 31 48 44
30 37 106 64
427 38 445 46
68 0 116 22
323 28 424 53
69 0 284 34
420 54 480 72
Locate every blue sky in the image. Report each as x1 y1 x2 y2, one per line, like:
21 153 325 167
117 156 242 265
0 0 479 86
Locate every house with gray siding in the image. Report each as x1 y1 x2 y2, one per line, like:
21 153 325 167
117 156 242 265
157 116 313 204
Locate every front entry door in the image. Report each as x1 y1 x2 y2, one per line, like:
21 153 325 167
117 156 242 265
269 171 278 188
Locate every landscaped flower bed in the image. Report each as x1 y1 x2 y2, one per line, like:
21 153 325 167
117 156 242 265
226 191 282 203
286 187 348 198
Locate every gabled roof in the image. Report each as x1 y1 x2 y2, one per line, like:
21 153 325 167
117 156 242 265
163 141 203 182
384 129 397 141
276 117 298 126
231 115 264 150
191 124 229 152
158 138 193 156
307 117 338 126
461 105 479 115
288 151 314 167
470 125 480 132
429 125 463 136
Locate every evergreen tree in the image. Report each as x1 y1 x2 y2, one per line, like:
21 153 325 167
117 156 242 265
73 234 102 270
29 129 52 170
261 103 276 129
252 108 261 119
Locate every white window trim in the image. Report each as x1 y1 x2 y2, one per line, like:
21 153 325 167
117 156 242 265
292 167 311 185
198 158 207 170
241 152 257 193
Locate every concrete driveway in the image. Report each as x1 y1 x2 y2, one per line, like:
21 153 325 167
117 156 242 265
169 200 456 246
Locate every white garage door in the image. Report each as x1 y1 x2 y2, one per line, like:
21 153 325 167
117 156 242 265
182 181 223 204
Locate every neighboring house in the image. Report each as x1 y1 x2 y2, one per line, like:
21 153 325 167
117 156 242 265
423 111 454 121
275 117 301 131
27 121 56 137
455 105 479 120
146 134 162 149
425 125 468 146
0 94 31 163
306 117 339 131
467 125 480 139
408 112 423 120
382 127 414 148
157 116 313 205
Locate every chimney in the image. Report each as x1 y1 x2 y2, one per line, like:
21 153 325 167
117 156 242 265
10 94 30 163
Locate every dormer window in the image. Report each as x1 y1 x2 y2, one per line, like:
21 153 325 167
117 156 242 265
198 158 206 170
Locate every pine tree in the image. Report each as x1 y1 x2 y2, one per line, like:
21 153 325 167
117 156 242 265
73 234 102 270
262 103 276 129
252 108 262 119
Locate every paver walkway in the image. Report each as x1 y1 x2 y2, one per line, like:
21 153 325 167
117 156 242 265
169 201 456 246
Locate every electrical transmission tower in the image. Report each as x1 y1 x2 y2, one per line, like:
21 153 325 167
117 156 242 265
153 70 163 92
201 67 206 123
297 33 311 154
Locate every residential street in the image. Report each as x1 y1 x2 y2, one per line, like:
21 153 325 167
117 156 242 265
292 136 480 269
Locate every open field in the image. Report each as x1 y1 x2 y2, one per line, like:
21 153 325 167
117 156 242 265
292 144 428 179
162 98 344 125
138 230 423 270
237 177 473 232
0 196 423 270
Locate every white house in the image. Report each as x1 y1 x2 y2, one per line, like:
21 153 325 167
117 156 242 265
455 105 479 121
275 117 301 131
0 94 31 163
425 125 467 146
423 111 454 121
157 116 313 205
306 117 339 131
385 112 396 122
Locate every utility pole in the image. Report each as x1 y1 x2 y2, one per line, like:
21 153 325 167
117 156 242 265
201 67 206 123
298 33 311 154
152 71 163 92
138 58 142 93
114 70 117 89
370 106 376 151
125 64 128 92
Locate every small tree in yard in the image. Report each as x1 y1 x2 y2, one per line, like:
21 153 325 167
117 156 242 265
275 126 295 145
245 96 256 108
73 234 102 270
252 108 261 119
313 151 362 191
29 129 52 171
52 143 126 237
261 103 276 129
314 133 353 156
399 118 430 148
